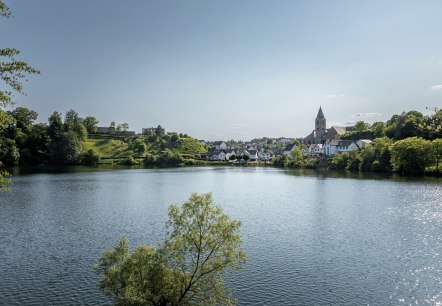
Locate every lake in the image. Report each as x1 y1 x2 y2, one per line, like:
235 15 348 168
1 167 441 305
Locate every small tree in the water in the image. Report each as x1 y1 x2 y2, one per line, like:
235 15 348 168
94 193 246 306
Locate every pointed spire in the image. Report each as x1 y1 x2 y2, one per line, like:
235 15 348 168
316 106 325 119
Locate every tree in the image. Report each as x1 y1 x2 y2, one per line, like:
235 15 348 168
81 149 100 165
83 116 99 134
64 109 87 140
1 0 39 190
121 123 129 132
155 125 166 137
430 138 442 172
95 193 246 306
420 107 442 140
8 107 38 131
390 137 431 174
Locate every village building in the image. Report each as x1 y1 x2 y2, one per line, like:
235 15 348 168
303 107 353 145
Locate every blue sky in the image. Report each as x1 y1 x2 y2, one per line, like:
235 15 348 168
2 0 442 140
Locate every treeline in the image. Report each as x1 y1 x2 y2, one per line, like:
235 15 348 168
340 109 441 141
331 109 442 175
273 108 442 175
0 107 206 167
330 137 442 175
0 108 97 166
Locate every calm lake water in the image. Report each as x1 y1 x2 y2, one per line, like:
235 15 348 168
1 166 442 305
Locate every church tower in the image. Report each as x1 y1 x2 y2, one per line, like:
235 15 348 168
315 106 326 141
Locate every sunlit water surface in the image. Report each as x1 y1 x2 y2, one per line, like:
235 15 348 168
1 167 441 305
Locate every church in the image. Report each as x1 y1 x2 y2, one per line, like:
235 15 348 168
303 107 353 145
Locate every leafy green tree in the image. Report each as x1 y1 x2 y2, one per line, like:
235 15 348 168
8 107 37 131
346 150 361 171
156 149 183 165
58 131 82 164
0 0 39 190
83 116 99 134
94 193 246 306
330 152 350 170
430 138 442 172
354 121 370 133
420 107 442 140
21 123 49 165
121 123 129 132
0 137 19 165
81 149 100 165
143 152 157 165
155 125 166 137
386 111 425 140
390 137 431 174
48 112 64 143
64 109 87 140
371 121 386 138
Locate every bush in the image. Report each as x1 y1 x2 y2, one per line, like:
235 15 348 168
81 149 100 165
118 156 139 165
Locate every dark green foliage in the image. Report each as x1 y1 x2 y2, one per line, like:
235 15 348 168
64 109 87 140
330 152 350 170
390 137 431 174
385 111 426 140
272 155 288 167
83 116 98 134
58 131 82 164
155 125 165 137
0 138 19 165
156 149 183 165
1 1 39 190
81 149 100 165
118 156 139 165
129 137 147 155
143 152 157 165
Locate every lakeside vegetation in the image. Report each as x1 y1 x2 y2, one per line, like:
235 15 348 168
273 109 442 176
0 107 209 168
94 193 246 306
1 106 441 177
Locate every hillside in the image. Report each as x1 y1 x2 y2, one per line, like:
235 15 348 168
82 134 207 164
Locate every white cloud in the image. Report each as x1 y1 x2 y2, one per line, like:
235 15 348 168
331 121 355 126
351 112 382 118
430 85 442 90
321 94 345 99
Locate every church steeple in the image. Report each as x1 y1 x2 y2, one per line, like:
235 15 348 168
316 106 325 119
315 106 326 141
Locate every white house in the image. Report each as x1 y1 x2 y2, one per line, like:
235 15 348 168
324 139 340 156
247 149 258 161
207 150 226 160
224 149 236 160
258 150 274 161
213 141 227 150
308 144 324 156
337 140 359 153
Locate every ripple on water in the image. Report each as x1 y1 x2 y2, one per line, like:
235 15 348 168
0 168 441 305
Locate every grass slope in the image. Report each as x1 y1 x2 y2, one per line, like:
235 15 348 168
82 135 207 161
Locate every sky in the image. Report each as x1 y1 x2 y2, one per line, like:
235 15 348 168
1 0 442 141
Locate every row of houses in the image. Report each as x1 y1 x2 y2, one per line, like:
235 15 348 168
308 139 372 156
205 141 298 161
206 139 372 161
